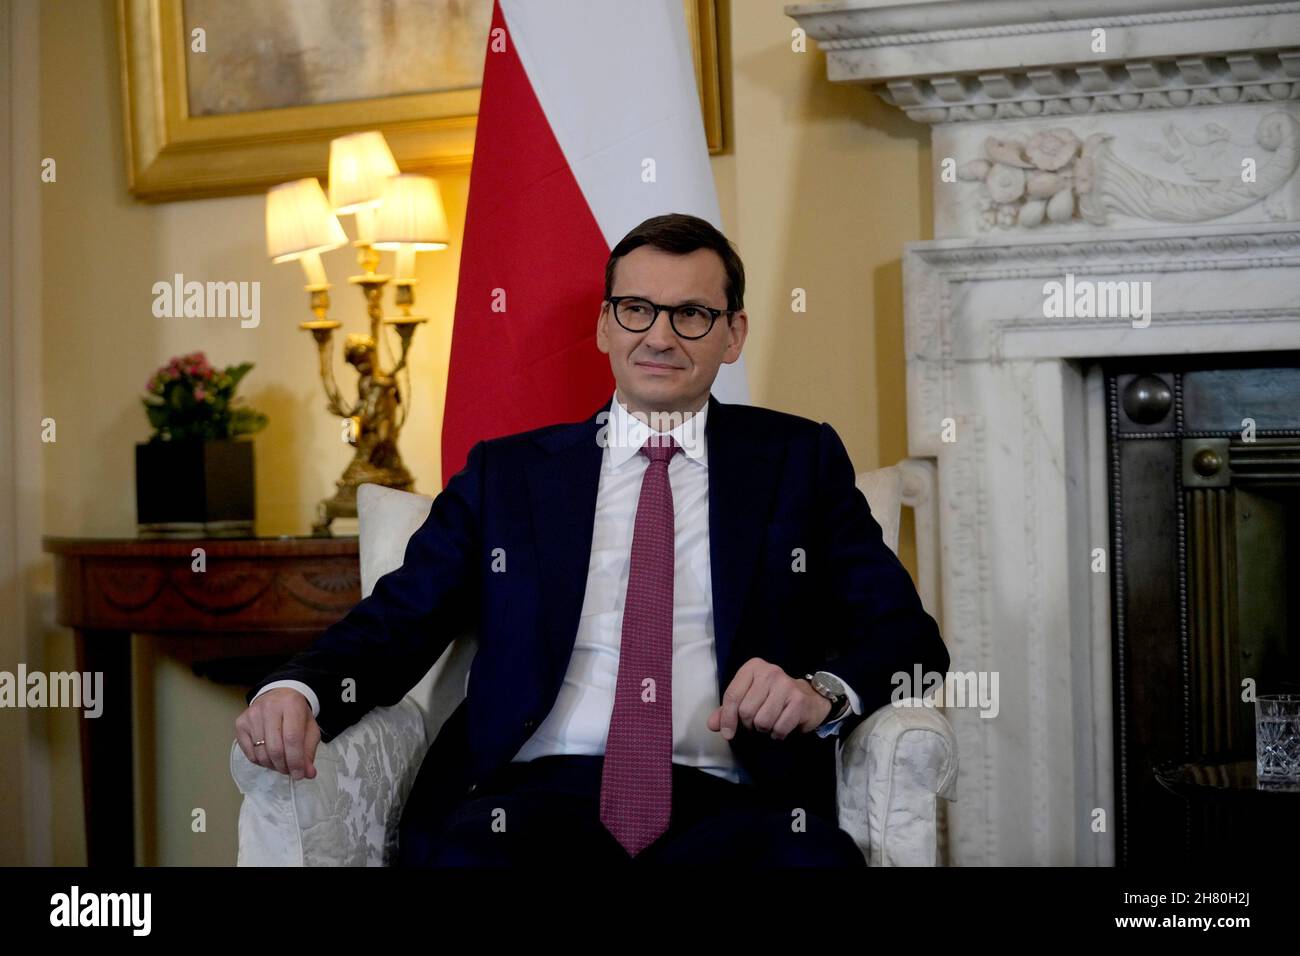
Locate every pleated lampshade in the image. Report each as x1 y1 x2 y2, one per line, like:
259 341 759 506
265 178 348 263
328 131 400 214
372 174 450 251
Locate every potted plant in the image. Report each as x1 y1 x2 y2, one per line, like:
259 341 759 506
136 351 269 537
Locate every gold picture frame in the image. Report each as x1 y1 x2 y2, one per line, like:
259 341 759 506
118 0 727 203
684 0 726 157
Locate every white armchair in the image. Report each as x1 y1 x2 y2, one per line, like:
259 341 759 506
232 469 958 866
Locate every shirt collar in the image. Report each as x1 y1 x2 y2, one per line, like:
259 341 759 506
606 390 709 469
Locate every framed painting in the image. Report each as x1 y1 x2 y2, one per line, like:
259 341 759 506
117 0 727 202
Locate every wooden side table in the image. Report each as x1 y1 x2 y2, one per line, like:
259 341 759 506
42 536 361 867
1154 757 1300 864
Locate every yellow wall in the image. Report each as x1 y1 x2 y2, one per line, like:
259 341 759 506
712 1 932 570
32 0 929 865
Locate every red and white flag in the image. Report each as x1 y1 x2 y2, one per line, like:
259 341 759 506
441 0 749 484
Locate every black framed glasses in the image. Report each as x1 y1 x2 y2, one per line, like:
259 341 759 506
605 295 734 340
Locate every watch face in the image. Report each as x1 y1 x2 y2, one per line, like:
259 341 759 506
814 672 845 697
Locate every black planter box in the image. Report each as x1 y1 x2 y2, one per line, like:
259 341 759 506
135 439 255 537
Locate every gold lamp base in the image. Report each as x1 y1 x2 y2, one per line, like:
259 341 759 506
311 458 415 536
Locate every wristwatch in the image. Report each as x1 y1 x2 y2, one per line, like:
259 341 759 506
804 671 851 726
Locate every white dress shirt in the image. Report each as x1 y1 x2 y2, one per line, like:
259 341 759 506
254 392 862 782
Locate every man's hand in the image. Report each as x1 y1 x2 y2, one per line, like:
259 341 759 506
235 688 320 780
707 657 833 741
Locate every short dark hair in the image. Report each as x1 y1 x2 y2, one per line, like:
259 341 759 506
604 213 745 312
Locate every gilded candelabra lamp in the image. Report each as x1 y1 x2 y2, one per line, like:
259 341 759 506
265 131 449 535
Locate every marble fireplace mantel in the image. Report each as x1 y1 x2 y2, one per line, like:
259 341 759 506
786 0 1300 865
786 0 1300 126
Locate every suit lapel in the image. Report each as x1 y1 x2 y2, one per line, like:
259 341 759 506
525 401 607 685
705 395 785 699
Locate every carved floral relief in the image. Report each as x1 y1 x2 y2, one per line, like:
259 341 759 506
958 113 1299 230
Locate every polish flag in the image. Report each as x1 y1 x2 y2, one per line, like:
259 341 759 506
440 0 748 484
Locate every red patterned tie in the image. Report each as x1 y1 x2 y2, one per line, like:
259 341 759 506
600 433 682 856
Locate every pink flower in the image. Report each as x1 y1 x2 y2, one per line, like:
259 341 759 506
194 387 207 402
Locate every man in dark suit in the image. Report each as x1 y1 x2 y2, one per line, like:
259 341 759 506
236 213 948 866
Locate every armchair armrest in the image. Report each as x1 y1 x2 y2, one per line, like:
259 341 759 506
836 702 958 866
231 696 430 866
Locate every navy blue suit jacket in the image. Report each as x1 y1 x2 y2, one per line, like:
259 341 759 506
249 394 948 827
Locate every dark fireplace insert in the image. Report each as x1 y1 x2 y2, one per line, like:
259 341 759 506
1106 353 1300 866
